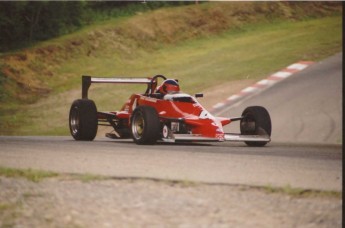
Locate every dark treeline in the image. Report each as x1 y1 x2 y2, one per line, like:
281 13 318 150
0 1 194 52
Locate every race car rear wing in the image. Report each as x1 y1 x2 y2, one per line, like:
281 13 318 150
82 75 152 99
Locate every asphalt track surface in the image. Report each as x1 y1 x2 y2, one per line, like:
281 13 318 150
219 52 343 145
0 53 342 191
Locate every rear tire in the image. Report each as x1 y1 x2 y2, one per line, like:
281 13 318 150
131 106 160 145
69 99 98 141
240 106 271 147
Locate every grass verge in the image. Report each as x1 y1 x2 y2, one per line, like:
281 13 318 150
0 166 341 199
263 184 341 199
0 166 58 183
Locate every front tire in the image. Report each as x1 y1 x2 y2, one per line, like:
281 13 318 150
240 106 271 147
131 106 160 145
69 99 98 141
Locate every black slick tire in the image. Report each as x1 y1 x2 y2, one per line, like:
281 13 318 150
240 106 271 147
130 106 160 145
69 99 98 141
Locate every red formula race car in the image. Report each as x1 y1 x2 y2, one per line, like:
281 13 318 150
69 75 271 146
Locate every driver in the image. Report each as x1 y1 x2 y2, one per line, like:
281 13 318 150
156 79 180 95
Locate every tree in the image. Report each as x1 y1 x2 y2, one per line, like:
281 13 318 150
0 1 86 52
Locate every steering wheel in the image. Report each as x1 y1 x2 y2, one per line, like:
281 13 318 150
146 74 167 95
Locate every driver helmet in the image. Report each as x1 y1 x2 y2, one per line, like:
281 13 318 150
157 79 180 94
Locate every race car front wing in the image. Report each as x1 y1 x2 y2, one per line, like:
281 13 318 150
224 133 271 142
161 133 270 143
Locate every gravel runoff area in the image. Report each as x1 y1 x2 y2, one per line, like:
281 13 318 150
0 175 341 228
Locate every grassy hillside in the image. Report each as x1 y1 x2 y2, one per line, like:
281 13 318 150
0 2 342 135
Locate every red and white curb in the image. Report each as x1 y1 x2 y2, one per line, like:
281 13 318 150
211 61 314 113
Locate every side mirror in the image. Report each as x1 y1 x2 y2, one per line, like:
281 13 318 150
195 93 203 98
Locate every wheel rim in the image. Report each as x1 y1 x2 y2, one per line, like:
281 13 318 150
132 112 145 140
70 106 80 135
